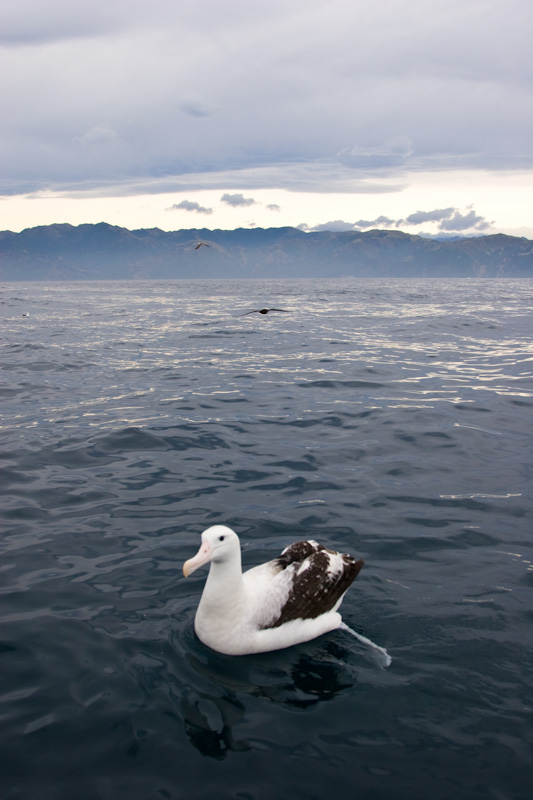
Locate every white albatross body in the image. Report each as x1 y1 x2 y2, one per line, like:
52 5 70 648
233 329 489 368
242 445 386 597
183 525 364 655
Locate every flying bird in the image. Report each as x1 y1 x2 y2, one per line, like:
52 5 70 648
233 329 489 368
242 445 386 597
183 525 364 655
194 242 210 250
242 308 290 315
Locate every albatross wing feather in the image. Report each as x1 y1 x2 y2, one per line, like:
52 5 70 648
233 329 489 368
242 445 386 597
268 541 364 627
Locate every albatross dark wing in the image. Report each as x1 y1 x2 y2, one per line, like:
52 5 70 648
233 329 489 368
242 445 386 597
242 308 290 315
266 541 364 628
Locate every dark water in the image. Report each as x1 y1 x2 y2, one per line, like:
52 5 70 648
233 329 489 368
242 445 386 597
1 278 532 800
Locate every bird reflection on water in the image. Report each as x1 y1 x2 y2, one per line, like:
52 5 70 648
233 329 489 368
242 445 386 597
181 643 354 759
181 692 250 760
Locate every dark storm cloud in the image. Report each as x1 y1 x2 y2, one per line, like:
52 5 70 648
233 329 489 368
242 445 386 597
167 200 213 214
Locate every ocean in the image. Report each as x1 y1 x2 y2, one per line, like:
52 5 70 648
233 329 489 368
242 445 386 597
1 278 532 800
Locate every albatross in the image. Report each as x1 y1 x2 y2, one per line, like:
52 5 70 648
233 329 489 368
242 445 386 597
183 525 364 655
242 308 290 315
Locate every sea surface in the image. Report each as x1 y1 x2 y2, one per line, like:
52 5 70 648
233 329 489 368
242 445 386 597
1 278 532 800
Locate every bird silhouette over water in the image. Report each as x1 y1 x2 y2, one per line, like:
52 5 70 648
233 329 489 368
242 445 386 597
194 242 210 250
242 308 290 315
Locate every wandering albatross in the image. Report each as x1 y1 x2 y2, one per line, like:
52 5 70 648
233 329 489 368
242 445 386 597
183 525 364 655
242 308 290 315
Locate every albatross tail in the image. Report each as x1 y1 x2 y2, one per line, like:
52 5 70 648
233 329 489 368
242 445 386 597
339 622 392 667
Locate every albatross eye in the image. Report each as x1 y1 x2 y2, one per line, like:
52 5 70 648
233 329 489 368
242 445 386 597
218 535 225 541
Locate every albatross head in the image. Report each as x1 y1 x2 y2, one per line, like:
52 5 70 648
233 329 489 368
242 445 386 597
183 525 240 577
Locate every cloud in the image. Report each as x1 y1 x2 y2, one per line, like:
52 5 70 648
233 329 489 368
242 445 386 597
0 0 531 219
266 203 280 211
307 206 493 235
307 215 399 232
166 200 213 214
438 209 491 232
221 193 255 207
349 137 414 158
352 215 399 230
28 164 405 200
309 220 360 232
340 137 415 169
405 206 491 232
405 208 455 225
179 101 211 118
74 123 120 147
0 1 122 46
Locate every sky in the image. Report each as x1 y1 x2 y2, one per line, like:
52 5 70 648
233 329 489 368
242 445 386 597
1 0 532 238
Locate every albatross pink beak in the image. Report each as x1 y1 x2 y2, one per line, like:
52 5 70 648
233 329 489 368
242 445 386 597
183 540 211 577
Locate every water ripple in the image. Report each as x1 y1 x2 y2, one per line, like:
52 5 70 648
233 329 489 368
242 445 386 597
0 278 531 800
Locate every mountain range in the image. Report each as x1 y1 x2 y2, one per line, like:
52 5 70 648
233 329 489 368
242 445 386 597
0 223 531 280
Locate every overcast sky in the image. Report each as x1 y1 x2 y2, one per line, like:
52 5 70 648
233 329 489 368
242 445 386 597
1 0 532 236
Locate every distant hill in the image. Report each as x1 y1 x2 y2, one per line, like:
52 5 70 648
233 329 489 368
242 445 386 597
0 223 531 280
